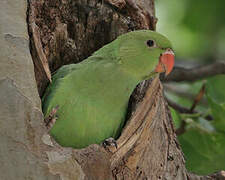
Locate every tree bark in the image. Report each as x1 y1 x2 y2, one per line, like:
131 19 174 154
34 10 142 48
28 0 157 96
0 0 224 179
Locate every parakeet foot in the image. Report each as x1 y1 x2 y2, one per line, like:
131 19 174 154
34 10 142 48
102 137 118 149
44 105 59 130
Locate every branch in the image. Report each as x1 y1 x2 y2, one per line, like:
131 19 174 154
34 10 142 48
164 61 225 82
164 83 208 106
168 98 213 135
166 98 213 121
190 83 206 112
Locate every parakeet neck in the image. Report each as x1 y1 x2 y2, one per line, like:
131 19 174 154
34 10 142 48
91 41 142 85
91 39 158 84
117 52 159 83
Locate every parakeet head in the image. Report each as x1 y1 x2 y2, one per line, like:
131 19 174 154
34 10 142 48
115 30 174 81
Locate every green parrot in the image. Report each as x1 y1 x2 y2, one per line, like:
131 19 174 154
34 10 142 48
42 30 174 148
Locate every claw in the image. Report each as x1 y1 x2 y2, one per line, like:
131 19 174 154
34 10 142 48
44 105 59 130
102 137 118 149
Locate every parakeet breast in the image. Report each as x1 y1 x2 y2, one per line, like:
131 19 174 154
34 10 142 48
42 59 138 148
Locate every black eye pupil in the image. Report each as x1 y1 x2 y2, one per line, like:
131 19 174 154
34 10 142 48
147 40 154 47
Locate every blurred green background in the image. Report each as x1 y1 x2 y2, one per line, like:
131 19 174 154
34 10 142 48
156 0 225 61
156 0 225 175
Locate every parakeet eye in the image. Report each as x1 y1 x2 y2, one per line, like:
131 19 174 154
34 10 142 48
146 40 155 47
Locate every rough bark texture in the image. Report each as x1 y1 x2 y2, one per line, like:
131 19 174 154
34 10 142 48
28 0 156 96
0 0 224 179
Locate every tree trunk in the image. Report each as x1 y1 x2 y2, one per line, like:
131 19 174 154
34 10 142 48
0 0 224 179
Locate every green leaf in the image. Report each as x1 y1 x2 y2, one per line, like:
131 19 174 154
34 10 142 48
178 75 225 175
179 128 225 175
206 75 225 133
170 107 182 129
206 75 225 104
207 96 225 133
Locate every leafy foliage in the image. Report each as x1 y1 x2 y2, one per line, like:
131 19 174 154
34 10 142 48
166 76 225 175
207 75 225 134
156 0 225 175
179 128 225 175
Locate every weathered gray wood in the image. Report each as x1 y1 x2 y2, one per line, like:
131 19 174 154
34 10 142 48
0 0 58 179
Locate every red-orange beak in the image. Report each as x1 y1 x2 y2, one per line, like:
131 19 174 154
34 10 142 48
155 48 175 76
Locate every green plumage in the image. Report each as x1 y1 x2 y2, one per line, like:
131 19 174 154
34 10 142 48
42 30 172 148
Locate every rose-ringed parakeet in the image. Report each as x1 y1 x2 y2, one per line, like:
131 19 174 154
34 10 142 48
42 30 174 148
